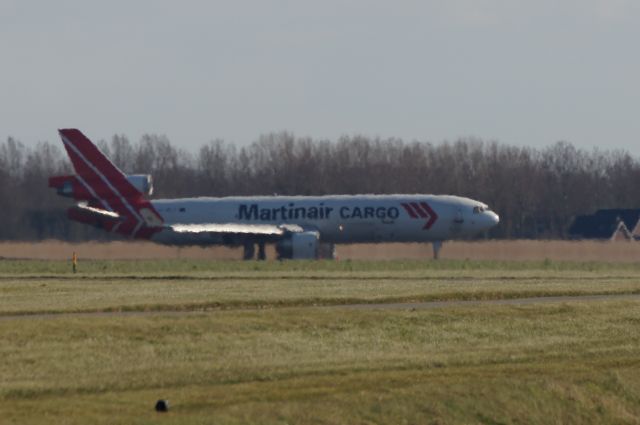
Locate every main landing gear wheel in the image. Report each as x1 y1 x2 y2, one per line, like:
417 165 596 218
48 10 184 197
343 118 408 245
243 241 255 260
318 243 336 260
257 241 266 261
243 241 267 260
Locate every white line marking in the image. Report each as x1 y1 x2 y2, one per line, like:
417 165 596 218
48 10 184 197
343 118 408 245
74 173 113 212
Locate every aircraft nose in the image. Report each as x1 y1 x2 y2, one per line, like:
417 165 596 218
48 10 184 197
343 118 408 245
479 211 499 229
489 211 500 226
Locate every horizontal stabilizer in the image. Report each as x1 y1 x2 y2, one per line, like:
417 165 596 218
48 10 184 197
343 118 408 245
67 204 121 229
75 204 120 219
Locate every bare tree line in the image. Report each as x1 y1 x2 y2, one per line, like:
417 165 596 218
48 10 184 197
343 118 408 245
1 132 639 241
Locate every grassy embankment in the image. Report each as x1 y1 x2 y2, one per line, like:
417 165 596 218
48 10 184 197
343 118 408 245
2 259 640 424
2 259 640 315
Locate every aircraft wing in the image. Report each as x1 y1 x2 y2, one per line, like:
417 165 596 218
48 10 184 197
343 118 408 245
169 223 304 235
156 222 309 246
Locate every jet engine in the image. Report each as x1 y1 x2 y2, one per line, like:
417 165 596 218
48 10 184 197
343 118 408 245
126 174 153 196
49 173 154 199
275 231 319 259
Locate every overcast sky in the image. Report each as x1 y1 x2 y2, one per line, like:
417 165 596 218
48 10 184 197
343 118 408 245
2 0 639 153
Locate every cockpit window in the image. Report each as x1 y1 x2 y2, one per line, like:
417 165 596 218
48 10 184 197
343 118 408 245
473 205 492 214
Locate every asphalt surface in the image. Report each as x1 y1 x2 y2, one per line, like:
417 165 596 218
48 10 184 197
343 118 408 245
2 293 640 321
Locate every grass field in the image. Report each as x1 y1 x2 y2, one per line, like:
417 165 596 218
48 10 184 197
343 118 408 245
2 259 640 424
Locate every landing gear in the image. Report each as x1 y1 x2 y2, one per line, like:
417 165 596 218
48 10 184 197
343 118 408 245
257 241 266 261
243 241 267 261
243 241 255 260
318 243 336 260
432 241 443 260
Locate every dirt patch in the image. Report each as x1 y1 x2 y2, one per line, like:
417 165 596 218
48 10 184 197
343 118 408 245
339 240 640 262
0 241 240 261
1 240 639 262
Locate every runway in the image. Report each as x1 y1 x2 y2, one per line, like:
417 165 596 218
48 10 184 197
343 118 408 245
2 293 640 321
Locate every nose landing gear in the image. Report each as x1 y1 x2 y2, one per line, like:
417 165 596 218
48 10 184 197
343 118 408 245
432 241 443 260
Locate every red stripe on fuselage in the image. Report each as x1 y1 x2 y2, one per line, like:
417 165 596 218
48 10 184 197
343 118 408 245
410 202 428 218
401 203 419 218
402 201 438 230
419 201 438 229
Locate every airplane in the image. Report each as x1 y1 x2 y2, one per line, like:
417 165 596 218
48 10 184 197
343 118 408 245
48 129 500 260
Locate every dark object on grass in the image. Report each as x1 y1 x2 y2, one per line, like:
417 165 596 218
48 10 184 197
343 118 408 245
155 399 169 412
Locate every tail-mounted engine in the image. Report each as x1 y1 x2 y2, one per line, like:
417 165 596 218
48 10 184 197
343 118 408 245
125 174 153 196
49 174 153 201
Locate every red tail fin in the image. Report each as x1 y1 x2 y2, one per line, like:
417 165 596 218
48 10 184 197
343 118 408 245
57 129 163 237
59 129 142 207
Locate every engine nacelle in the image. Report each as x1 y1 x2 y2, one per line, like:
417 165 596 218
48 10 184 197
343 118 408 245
49 173 154 200
126 174 153 196
276 231 319 259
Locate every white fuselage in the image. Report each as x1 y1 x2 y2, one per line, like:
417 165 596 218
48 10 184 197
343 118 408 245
149 194 499 245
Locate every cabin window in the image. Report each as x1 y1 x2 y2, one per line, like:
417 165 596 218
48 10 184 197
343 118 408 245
179 207 186 212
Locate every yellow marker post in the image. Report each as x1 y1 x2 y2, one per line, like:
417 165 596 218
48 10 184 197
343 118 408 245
72 252 77 273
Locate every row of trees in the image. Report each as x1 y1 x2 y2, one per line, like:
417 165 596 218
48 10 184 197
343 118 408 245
1 132 639 241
